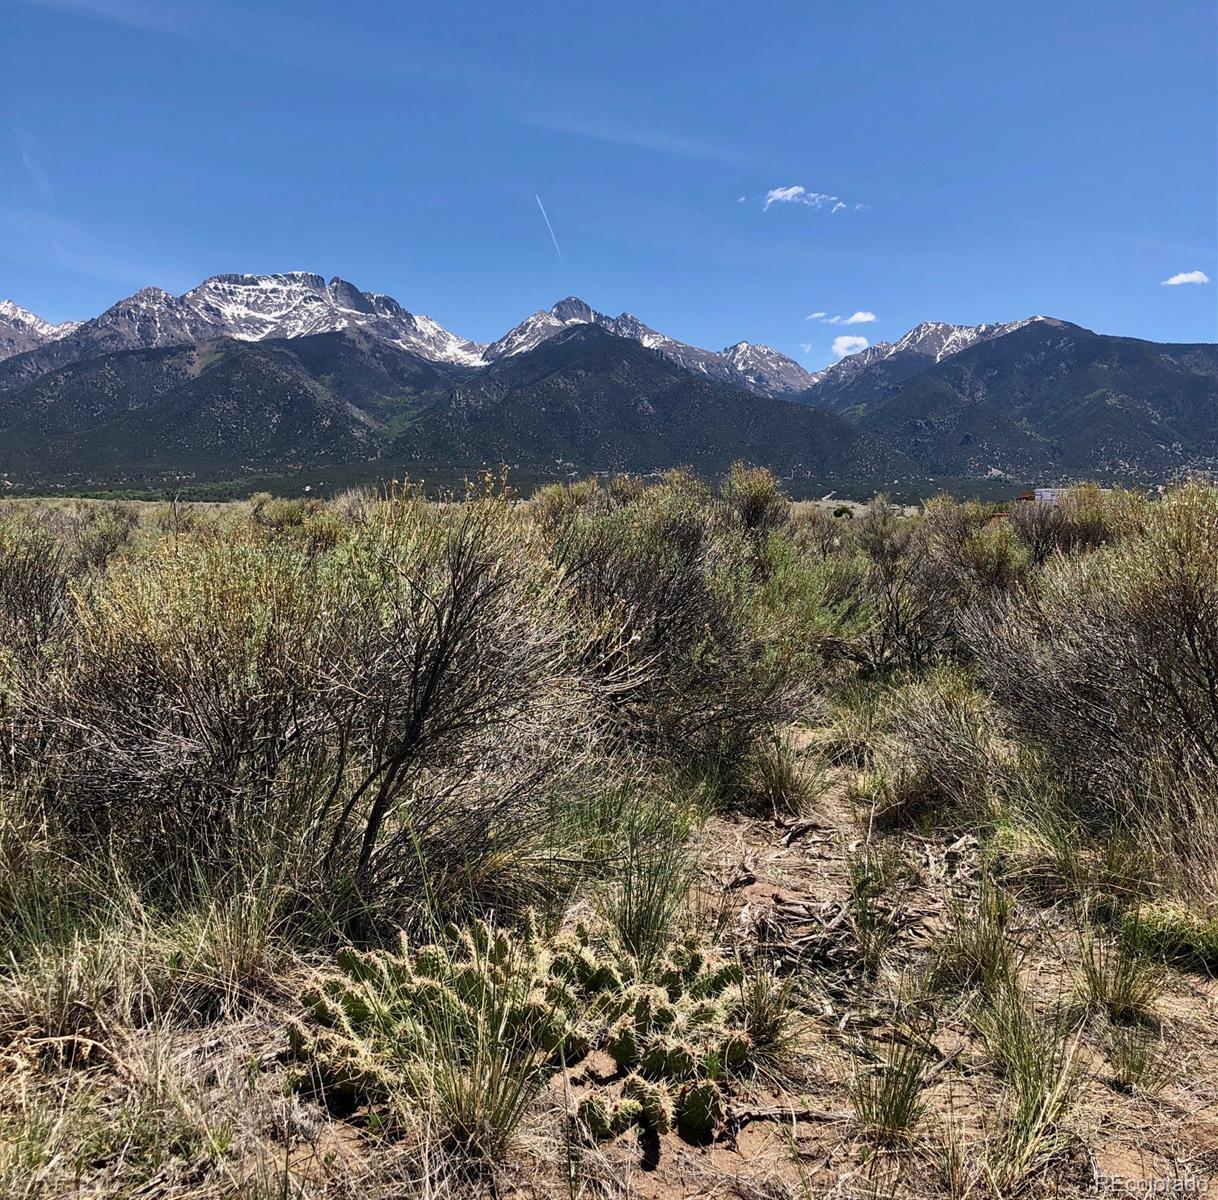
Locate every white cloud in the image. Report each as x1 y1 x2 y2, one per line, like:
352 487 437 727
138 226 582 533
737 195 747 203
832 335 869 358
1161 270 1210 286
808 310 876 326
831 201 846 214
799 342 814 355
762 185 849 212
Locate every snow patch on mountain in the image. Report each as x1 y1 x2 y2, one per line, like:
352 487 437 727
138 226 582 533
181 274 486 365
0 300 81 360
485 297 815 397
808 316 1051 388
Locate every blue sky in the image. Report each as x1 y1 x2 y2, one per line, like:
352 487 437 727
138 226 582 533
2 0 1215 366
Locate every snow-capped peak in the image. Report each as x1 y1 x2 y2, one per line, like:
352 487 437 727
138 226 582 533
177 273 487 365
0 299 83 359
806 315 1050 391
482 298 814 396
721 341 814 396
890 317 1041 362
0 300 80 340
0 273 489 369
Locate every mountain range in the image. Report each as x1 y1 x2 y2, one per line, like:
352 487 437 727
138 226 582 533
0 273 813 397
1 273 1214 493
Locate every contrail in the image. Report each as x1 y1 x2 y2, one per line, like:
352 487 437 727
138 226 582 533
535 194 563 262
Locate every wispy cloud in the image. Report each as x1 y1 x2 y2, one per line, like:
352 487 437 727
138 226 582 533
832 335 869 358
15 0 207 36
1161 269 1211 286
761 185 862 213
535 194 563 263
799 342 814 355
0 204 184 291
809 310 876 326
11 125 54 204
524 114 754 167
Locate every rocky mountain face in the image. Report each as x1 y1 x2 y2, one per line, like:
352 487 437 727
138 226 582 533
808 319 1218 479
0 277 810 399
0 330 468 482
2 274 1214 490
0 324 897 488
395 325 906 479
804 317 1048 407
483 297 814 396
0 300 80 361
0 274 485 389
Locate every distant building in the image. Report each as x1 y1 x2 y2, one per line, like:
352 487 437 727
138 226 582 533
1034 487 1061 506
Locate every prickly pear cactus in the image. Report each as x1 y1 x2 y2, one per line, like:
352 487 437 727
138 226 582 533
577 1095 614 1139
622 1073 674 1135
290 913 598 1108
677 1079 726 1138
596 938 759 1089
291 913 779 1146
611 1097 645 1134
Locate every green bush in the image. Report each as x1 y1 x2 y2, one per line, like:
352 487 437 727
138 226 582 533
965 483 1218 899
547 471 801 769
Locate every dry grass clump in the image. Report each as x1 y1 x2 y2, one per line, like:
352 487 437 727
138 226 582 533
848 1017 935 1146
973 981 1082 1190
1073 908 1165 1023
855 666 1000 829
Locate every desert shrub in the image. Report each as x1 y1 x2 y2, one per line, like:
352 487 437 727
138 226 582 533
846 495 1041 674
1006 485 1144 565
0 529 70 666
152 496 199 539
547 472 801 769
606 473 645 506
0 781 108 961
720 463 788 536
755 532 871 670
530 478 611 534
5 495 596 936
851 499 953 672
789 502 844 559
964 483 1218 893
922 497 1030 597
